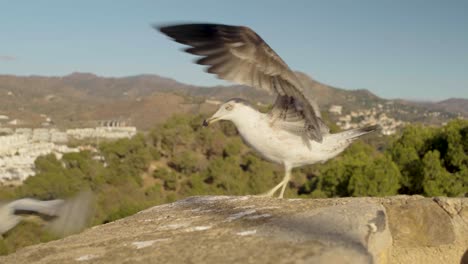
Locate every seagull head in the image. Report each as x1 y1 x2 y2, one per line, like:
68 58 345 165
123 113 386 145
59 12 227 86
203 98 253 126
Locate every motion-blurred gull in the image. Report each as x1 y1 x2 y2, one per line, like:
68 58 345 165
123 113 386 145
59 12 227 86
158 24 378 198
0 191 93 237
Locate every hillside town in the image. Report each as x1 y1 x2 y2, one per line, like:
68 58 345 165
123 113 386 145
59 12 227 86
0 126 137 185
329 104 406 135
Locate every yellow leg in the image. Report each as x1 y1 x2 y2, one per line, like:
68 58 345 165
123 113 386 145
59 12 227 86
258 165 292 198
278 169 291 198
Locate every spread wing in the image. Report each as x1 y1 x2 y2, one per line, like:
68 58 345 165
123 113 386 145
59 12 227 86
158 23 325 142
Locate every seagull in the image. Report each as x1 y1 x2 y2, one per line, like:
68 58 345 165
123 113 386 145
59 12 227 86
0 198 63 236
0 191 93 237
158 23 379 198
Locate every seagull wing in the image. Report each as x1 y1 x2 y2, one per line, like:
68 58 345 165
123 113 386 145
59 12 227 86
0 198 64 235
1 191 93 236
269 96 329 138
158 23 325 142
9 198 64 216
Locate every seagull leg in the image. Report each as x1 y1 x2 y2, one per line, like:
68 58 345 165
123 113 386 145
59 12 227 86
260 181 285 197
259 164 292 198
278 167 292 199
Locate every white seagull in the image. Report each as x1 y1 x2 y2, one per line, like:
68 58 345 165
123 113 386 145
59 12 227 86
0 198 64 236
0 191 93 236
158 23 379 198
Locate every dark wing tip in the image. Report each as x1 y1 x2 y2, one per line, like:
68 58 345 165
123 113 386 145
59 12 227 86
151 23 161 32
154 23 181 36
151 23 176 34
154 23 243 38
361 124 381 133
154 23 216 32
155 23 217 44
155 23 247 49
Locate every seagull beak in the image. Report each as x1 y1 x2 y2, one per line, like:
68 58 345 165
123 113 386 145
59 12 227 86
203 117 220 127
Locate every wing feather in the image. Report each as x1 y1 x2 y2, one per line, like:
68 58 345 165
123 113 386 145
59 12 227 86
158 23 325 142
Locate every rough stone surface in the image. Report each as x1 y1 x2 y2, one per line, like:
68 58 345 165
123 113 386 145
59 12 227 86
386 197 455 247
0 196 467 264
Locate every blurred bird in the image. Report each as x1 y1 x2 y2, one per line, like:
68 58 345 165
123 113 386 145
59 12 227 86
0 191 93 237
158 23 379 198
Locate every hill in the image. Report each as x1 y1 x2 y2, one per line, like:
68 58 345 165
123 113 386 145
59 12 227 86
0 73 208 130
0 72 464 130
413 98 468 117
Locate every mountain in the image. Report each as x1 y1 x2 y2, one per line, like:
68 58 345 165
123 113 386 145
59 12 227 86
414 98 468 117
0 72 464 130
296 73 468 118
0 73 202 129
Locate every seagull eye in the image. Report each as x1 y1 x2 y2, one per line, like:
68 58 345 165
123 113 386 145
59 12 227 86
225 104 234 111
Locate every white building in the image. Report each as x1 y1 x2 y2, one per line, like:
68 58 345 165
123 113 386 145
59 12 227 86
329 105 343 115
0 126 137 185
335 107 405 135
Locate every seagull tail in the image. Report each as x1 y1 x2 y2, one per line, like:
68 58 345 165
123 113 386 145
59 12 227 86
336 124 380 141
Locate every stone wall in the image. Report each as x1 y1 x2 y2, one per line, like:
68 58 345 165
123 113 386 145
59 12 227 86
0 195 466 264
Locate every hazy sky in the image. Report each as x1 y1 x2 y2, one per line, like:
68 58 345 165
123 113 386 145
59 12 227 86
1 0 467 100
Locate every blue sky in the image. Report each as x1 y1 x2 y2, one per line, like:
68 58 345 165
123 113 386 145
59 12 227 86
1 0 467 100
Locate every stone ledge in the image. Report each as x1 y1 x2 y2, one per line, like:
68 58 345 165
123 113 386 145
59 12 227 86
0 195 467 264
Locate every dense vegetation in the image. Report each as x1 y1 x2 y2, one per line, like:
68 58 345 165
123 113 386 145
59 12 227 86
0 114 467 255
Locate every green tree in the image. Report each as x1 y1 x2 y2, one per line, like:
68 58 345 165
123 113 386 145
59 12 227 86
348 155 401 196
18 155 85 199
305 141 401 197
242 153 280 195
169 150 204 174
387 125 433 193
100 134 152 186
204 156 246 195
442 120 468 170
422 150 453 196
153 168 178 191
